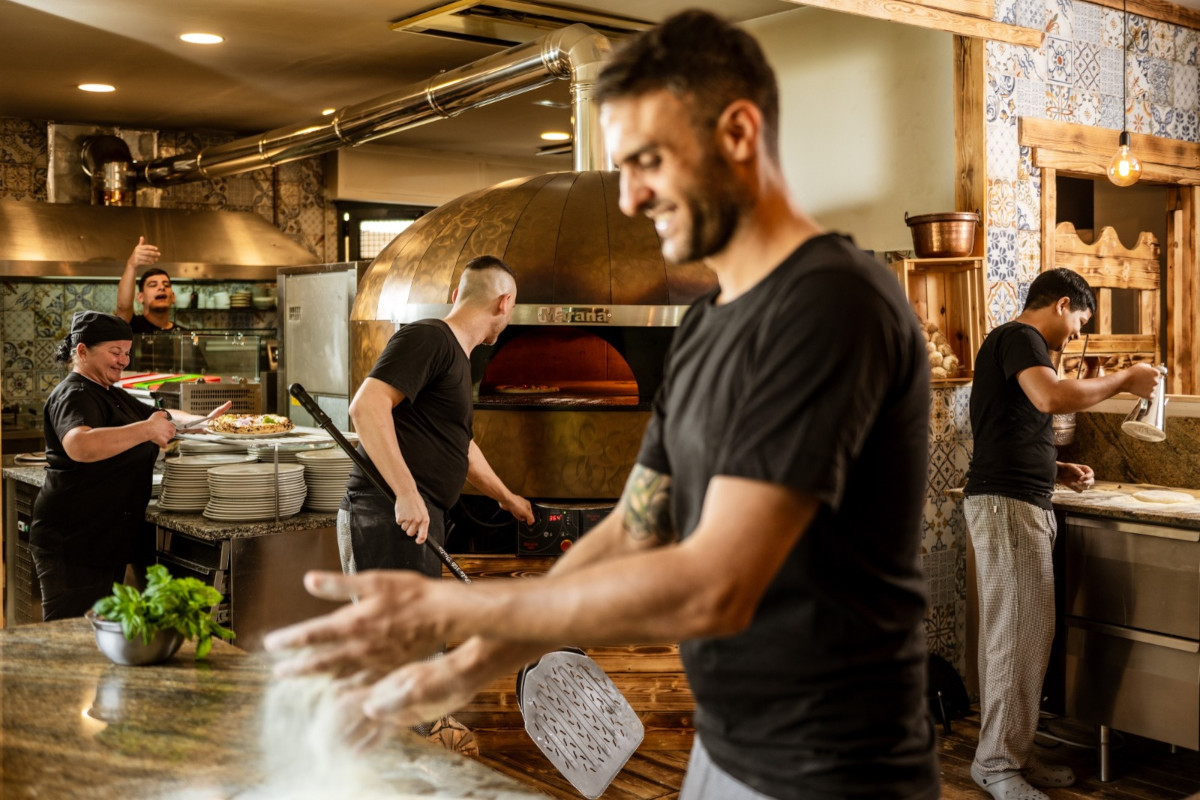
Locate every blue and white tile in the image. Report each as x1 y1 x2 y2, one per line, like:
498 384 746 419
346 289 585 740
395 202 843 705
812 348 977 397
987 281 1020 330
1151 104 1176 137
1015 77 1046 118
1127 96 1153 133
1015 0 1046 30
986 73 1018 125
37 371 61 394
1073 42 1101 91
1099 93 1124 129
1144 56 1174 104
1017 280 1033 309
1173 65 1199 110
61 283 98 314
1072 0 1102 45
988 178 1017 229
987 120 1021 181
1128 15 1151 55
930 388 954 442
1015 179 1040 231
32 338 56 368
1098 45 1124 96
33 308 62 339
1047 37 1074 85
3 339 34 371
1015 45 1048 82
927 445 954 495
1047 0 1072 40
4 371 34 401
1177 27 1200 66
994 0 1018 24
1173 109 1199 143
987 229 1018 283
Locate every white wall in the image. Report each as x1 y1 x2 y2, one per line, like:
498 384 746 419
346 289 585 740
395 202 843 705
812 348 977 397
746 8 956 252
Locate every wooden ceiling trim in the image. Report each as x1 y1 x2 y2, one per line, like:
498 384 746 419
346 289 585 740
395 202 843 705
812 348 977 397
1019 118 1200 179
782 0 1043 47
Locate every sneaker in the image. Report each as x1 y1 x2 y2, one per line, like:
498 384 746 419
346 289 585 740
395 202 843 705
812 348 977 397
1025 753 1075 787
423 715 479 757
970 763 1050 800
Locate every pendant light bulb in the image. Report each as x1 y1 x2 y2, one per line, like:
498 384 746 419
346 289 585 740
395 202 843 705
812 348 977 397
1107 131 1142 187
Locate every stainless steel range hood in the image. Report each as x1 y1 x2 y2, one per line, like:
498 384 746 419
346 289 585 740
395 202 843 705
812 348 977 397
0 201 317 280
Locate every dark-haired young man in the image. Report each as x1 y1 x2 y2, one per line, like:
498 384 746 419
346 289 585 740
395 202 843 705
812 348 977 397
267 12 938 799
115 237 185 334
965 267 1160 800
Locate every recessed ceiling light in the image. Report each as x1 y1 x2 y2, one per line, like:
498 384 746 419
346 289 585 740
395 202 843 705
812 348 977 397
540 131 570 142
78 83 115 93
321 108 336 116
180 32 224 45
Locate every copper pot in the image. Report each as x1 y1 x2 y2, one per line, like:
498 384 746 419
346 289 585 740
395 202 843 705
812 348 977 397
905 211 979 258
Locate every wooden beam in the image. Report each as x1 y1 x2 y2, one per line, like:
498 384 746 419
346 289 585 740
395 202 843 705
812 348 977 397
1019 117 1200 171
1031 148 1200 186
782 0 1043 47
1041 167 1057 273
954 36 987 258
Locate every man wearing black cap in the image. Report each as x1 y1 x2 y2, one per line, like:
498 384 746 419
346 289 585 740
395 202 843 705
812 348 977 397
29 310 219 619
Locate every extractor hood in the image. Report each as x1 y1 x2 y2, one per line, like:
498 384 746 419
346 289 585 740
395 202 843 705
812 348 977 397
0 201 317 280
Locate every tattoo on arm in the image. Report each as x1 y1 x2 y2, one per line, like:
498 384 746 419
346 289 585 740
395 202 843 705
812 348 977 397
619 465 676 544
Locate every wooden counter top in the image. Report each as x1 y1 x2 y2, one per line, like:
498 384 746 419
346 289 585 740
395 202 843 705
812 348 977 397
0 618 542 799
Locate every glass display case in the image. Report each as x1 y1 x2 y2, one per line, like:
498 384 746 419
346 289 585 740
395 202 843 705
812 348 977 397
125 331 274 414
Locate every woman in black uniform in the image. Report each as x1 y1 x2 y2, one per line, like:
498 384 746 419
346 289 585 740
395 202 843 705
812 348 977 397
30 310 210 620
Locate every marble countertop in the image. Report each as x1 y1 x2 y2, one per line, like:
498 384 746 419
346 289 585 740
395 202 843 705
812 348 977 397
3 465 338 540
0 619 540 800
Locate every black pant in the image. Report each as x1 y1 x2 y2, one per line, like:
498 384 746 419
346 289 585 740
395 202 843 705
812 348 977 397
344 488 446 577
30 546 126 621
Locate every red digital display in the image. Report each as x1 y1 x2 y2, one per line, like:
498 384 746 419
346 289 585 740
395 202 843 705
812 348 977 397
548 513 563 523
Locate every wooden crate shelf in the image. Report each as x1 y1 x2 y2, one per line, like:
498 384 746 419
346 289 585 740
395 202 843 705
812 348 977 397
890 256 985 384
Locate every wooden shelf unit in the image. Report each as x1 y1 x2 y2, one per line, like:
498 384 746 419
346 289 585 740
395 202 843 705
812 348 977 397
890 256 984 384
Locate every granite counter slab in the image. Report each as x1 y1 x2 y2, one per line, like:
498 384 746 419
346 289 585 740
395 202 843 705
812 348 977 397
1050 481 1200 530
0 619 541 800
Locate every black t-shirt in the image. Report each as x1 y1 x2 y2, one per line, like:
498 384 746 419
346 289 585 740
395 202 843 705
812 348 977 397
964 321 1057 508
30 372 158 567
345 319 473 511
129 314 192 374
637 234 937 800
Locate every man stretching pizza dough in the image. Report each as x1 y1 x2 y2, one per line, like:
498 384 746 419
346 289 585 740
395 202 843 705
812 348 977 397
340 255 535 752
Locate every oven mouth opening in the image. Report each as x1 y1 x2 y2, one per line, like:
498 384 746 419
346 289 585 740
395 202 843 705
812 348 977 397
474 327 645 408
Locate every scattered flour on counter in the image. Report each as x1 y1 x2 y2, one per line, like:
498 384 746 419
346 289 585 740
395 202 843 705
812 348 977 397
1131 489 1196 504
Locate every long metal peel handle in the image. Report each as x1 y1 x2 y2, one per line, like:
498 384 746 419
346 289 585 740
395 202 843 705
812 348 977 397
288 383 472 585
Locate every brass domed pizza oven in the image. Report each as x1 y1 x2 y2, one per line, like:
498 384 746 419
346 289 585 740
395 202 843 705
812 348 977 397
350 169 715 501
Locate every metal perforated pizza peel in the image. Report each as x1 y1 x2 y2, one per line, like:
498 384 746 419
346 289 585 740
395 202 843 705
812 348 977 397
290 383 644 797
518 648 644 798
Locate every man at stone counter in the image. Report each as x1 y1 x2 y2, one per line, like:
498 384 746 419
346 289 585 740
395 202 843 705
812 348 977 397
267 11 937 800
963 267 1161 800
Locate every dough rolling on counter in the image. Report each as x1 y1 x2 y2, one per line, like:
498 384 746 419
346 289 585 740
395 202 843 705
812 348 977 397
0 618 543 800
1050 480 1200 528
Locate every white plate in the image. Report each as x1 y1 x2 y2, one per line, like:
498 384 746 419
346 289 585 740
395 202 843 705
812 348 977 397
207 462 306 478
206 428 296 439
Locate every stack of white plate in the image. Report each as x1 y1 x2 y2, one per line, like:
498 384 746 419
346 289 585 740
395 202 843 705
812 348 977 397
296 449 354 511
247 441 334 463
204 462 307 521
156 454 258 512
180 438 246 456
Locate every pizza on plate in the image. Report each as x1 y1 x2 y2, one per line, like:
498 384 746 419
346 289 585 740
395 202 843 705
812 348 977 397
495 384 560 394
207 413 295 435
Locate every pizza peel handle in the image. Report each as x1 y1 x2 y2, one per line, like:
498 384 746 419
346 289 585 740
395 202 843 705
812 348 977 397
287 383 471 584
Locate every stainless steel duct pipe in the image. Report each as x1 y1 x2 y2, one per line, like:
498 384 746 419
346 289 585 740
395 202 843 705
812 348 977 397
135 24 611 187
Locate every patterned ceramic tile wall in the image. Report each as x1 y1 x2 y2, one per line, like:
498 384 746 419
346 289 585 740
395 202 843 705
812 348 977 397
984 0 1200 331
1 116 320 417
923 383 973 678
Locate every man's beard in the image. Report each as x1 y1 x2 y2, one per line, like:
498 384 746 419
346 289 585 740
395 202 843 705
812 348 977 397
671 152 746 264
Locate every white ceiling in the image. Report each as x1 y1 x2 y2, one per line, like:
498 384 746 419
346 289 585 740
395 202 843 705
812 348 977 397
0 0 791 161
3 1 1199 162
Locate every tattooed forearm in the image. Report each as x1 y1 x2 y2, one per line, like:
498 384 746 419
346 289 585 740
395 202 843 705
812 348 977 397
619 465 676 544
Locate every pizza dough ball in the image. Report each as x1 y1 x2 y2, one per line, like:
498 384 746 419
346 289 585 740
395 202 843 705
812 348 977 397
929 351 943 367
931 366 949 379
926 341 937 352
1132 489 1195 504
943 355 959 372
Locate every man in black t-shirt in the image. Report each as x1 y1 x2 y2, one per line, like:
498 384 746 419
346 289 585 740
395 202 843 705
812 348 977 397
267 12 939 800
339 255 534 577
115 238 192 373
964 268 1160 800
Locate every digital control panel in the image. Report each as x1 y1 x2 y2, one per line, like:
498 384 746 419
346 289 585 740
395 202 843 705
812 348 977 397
517 501 614 556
